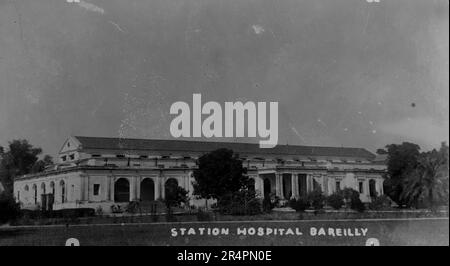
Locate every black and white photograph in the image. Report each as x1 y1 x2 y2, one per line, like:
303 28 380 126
0 0 448 250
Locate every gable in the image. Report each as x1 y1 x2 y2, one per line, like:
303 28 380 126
59 136 82 154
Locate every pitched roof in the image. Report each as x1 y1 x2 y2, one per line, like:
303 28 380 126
73 136 376 160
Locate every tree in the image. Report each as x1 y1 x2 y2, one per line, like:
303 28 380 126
31 155 54 173
383 142 421 206
400 142 449 208
165 182 189 209
0 140 50 194
193 148 248 205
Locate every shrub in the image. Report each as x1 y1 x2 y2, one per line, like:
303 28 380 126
165 185 189 209
126 201 140 213
327 193 344 210
341 188 365 212
111 204 123 213
0 192 20 224
306 189 326 210
218 190 262 215
368 194 391 210
351 197 365 212
288 197 308 212
262 196 274 213
95 205 103 216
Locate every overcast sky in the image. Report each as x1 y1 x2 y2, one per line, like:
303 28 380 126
0 0 448 156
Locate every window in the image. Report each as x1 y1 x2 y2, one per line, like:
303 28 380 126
92 154 101 158
116 154 125 158
359 181 364 194
93 184 100 196
61 156 67 162
336 181 341 192
60 181 66 203
69 154 75 160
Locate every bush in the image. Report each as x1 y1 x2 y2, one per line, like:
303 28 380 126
369 194 391 210
0 192 20 224
262 196 274 213
341 188 365 212
165 185 189 209
218 190 262 215
288 197 308 212
306 189 326 210
126 201 140 213
327 193 344 210
95 205 103 216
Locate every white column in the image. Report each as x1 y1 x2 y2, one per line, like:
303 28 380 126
129 177 135 201
307 174 312 192
275 173 281 198
322 175 328 195
291 173 297 199
136 176 141 200
376 178 383 196
276 173 284 199
110 176 115 202
154 177 161 200
161 176 166 199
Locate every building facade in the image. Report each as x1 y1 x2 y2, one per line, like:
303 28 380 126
14 136 387 212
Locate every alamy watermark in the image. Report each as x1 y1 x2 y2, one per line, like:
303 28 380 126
170 94 278 148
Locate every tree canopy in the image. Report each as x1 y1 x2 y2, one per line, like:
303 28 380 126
0 139 52 194
383 142 421 206
383 141 449 208
400 142 449 208
192 148 248 201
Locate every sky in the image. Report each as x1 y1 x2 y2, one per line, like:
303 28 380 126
0 0 448 157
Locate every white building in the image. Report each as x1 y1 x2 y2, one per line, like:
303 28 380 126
13 136 386 213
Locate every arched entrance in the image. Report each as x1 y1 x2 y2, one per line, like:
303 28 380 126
298 174 307 198
283 174 292 199
263 178 271 198
165 178 178 200
114 178 130 202
32 184 37 204
60 180 66 203
140 178 155 201
369 179 376 197
248 178 255 192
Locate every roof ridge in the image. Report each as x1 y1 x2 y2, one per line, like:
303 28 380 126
73 135 369 151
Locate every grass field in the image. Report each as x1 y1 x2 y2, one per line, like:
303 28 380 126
0 217 448 246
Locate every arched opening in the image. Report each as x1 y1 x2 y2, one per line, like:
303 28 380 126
40 183 47 210
369 179 376 197
247 178 255 192
32 184 37 204
50 182 55 195
164 178 178 200
298 174 307 198
40 183 46 195
283 174 292 199
140 178 155 201
60 180 66 203
114 178 130 202
263 178 271 199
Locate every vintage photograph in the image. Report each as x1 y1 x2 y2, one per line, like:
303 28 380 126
0 0 448 248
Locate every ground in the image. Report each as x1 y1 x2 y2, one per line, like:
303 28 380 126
0 218 448 246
